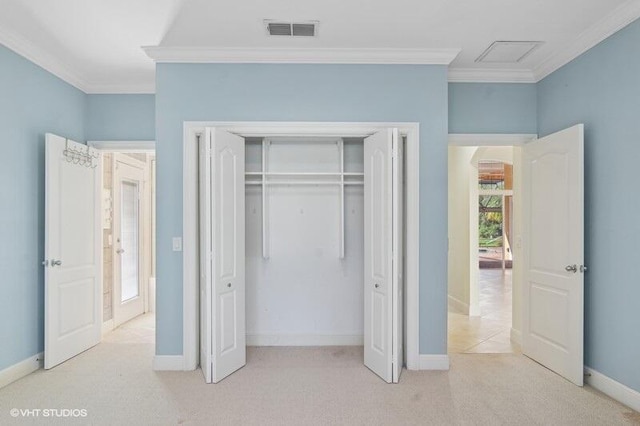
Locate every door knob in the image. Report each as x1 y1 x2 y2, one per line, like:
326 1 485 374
227 283 232 288
565 264 577 273
374 283 379 289
51 259 62 267
116 248 125 254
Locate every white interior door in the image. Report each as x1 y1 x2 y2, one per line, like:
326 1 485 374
113 158 146 327
364 128 404 383
199 132 213 383
391 129 404 383
44 133 101 369
522 124 584 386
201 128 246 383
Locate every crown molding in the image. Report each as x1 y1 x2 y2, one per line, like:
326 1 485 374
534 0 640 81
448 133 537 146
142 46 461 65
0 26 90 93
84 82 156 94
448 67 536 83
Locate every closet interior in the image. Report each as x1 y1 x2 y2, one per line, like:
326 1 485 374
244 137 366 345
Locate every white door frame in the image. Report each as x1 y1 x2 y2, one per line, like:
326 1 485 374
182 121 421 371
448 134 536 345
87 140 156 333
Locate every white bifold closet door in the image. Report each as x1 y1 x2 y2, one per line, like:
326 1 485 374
364 128 404 383
44 133 101 369
199 128 246 383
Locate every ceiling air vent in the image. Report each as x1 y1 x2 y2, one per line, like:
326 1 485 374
476 41 543 63
265 20 318 37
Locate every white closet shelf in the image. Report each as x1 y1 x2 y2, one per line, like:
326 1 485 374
245 181 363 186
245 172 363 177
253 137 363 260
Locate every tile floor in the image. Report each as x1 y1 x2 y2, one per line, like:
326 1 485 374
102 312 155 344
448 268 520 354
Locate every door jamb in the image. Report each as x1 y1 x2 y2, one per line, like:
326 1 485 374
183 122 421 371
447 133 536 346
88 140 156 335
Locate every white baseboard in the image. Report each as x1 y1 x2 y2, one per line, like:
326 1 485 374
246 334 364 346
152 355 184 371
448 295 469 315
585 367 640 413
510 328 522 345
419 354 450 370
102 319 114 335
0 352 43 389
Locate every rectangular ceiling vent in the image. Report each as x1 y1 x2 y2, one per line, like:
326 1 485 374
476 41 543 63
265 20 318 37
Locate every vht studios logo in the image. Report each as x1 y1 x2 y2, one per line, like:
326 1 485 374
10 408 88 418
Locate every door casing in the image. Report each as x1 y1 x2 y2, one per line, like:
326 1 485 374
448 134 536 346
87 140 156 334
181 122 421 372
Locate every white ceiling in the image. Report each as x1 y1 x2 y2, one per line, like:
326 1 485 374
1 0 638 93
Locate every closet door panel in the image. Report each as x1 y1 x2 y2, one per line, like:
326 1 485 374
364 129 393 383
210 128 246 383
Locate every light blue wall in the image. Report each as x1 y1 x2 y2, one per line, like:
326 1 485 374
156 63 449 355
537 19 640 392
86 94 155 141
449 83 537 134
0 45 86 371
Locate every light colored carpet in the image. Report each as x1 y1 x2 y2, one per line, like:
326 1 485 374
0 315 638 425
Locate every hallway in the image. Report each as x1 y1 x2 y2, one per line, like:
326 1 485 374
448 269 518 354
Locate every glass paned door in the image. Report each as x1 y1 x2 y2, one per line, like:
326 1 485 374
120 180 139 301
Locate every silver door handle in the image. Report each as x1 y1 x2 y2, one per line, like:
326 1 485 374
374 283 380 288
565 264 577 273
51 260 62 267
116 249 125 254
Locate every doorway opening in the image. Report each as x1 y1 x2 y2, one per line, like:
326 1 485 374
447 144 519 354
181 122 421 383
100 150 156 344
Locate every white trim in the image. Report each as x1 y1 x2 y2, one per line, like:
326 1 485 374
449 1 640 83
182 121 421 371
448 295 469 315
585 367 640 413
448 68 537 83
143 47 461 65
534 0 640 81
0 27 90 92
246 334 364 346
152 355 184 371
88 141 156 152
102 319 114 335
448 134 537 147
0 27 154 94
3 1 639 89
418 355 450 370
182 125 200 371
0 352 43 389
84 82 156 95
510 328 522 345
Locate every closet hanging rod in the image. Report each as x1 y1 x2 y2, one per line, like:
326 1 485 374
245 181 364 186
244 171 364 176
